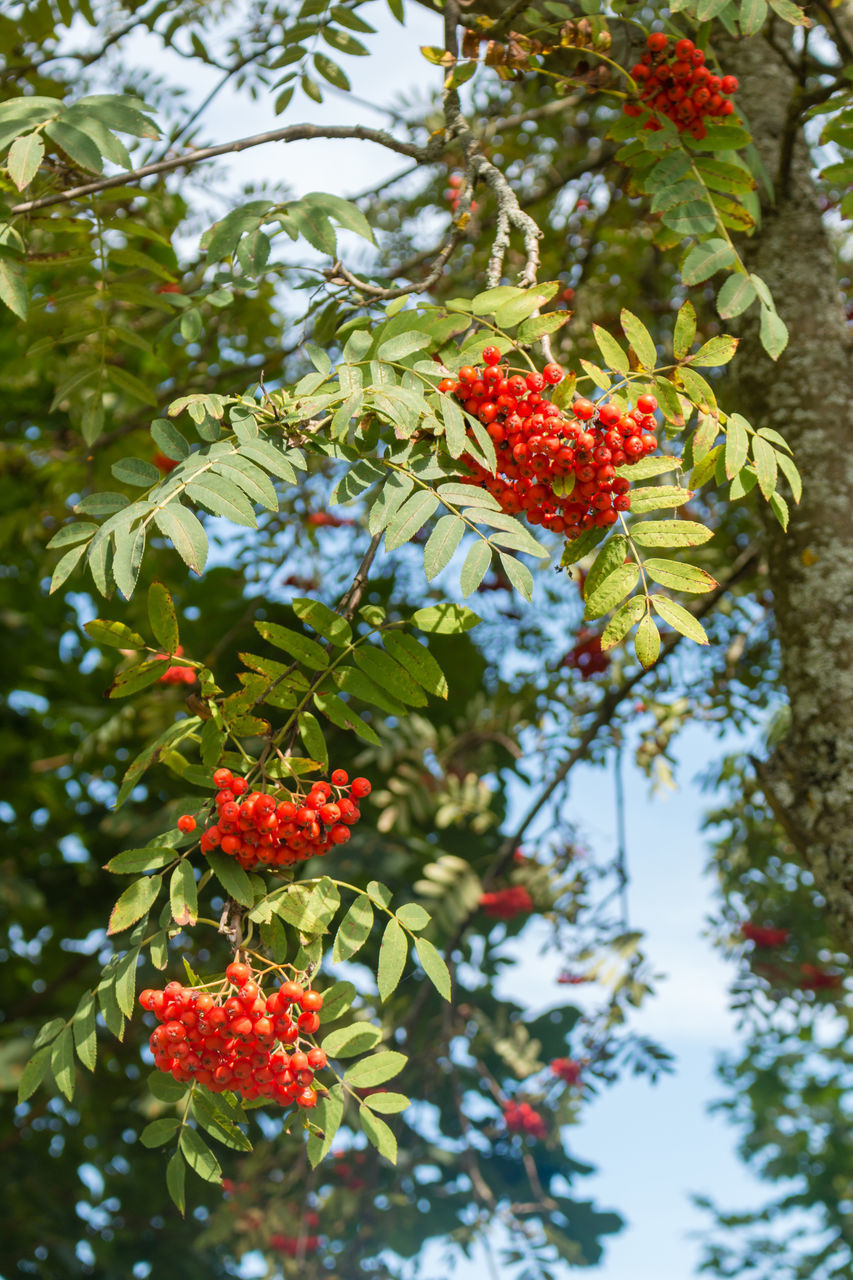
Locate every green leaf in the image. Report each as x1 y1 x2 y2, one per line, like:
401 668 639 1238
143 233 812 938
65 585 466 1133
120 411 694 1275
345 1049 407 1087
148 581 180 654
691 335 738 367
45 119 103 170
0 254 28 320
148 1072 188 1103
414 935 451 1001
385 490 439 552
377 918 408 1001
584 563 640 621
292 597 351 647
186 475 257 527
584 536 628 602
395 903 430 932
620 309 657 368
650 596 709 642
72 992 97 1071
170 861 198 927
352 645 427 707
644 559 717 593
618 455 682 481
377 331 432 361
49 543 86 594
460 539 492 596
716 274 757 319
600 595 646 650
382 632 447 698
333 894 374 963
752 435 778 500
255 620 329 670
105 846 178 874
411 603 480 634
776 450 802 502
46 521 98 550
628 486 693 514
725 414 750 479
359 1104 397 1164
592 325 630 374
632 521 713 548
84 619 146 649
307 1084 344 1167
206 851 255 908
153 504 208 576
297 711 328 769
424 513 465 581
674 302 696 360
179 1126 222 1183
8 132 44 190
108 657 171 698
18 1046 52 1103
314 691 380 745
363 1091 410 1114
634 614 661 669
759 305 789 360
140 1117 180 1148
107 874 162 935
112 456 161 487
51 1025 75 1101
166 1151 186 1215
323 1022 382 1058
191 1092 252 1150
740 0 768 36
681 238 736 285
559 527 607 571
320 980 357 1023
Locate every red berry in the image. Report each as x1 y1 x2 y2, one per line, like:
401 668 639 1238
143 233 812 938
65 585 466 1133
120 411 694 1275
721 75 738 94
350 777 371 798
226 961 251 987
213 769 233 788
635 394 658 415
177 814 196 833
331 768 348 786
301 990 323 1012
481 346 501 366
542 363 564 385
647 32 668 52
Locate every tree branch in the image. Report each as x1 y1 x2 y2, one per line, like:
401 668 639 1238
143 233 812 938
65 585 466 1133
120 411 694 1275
10 125 432 216
326 231 463 300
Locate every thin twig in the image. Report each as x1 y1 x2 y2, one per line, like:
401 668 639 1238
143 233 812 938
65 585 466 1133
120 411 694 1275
327 232 463 301
337 531 383 620
11 124 431 215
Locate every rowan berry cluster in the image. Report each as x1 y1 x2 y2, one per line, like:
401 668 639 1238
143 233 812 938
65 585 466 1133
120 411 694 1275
440 347 659 537
798 963 843 991
624 33 738 141
741 922 789 949
444 172 478 215
503 1099 547 1139
551 1057 583 1086
479 886 534 919
139 962 327 1108
157 644 196 685
563 630 609 680
191 767 370 871
270 1229 320 1256
332 1148 369 1190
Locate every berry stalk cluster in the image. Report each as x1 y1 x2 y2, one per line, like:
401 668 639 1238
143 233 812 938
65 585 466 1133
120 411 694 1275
625 34 738 140
179 767 371 871
139 963 327 1108
440 346 658 538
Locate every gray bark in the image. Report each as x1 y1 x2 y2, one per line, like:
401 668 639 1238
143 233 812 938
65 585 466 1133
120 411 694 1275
722 32 853 945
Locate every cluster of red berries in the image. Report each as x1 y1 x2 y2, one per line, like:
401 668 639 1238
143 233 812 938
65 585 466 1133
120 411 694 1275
444 172 478 215
183 767 370 871
798 963 843 992
624 34 738 141
439 347 659 537
551 1058 583 1086
563 630 610 680
157 644 196 686
306 511 355 528
479 886 534 920
332 1148 369 1190
270 1229 320 1256
503 1099 547 1140
139 962 327 1107
741 922 790 949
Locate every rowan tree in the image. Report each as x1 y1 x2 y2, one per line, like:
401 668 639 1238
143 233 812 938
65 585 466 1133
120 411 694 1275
1 0 851 1277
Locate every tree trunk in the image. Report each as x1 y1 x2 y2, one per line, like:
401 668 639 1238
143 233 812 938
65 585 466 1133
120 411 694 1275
722 32 853 946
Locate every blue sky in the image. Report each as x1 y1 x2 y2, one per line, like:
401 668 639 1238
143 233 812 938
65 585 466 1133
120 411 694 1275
122 5 773 1273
